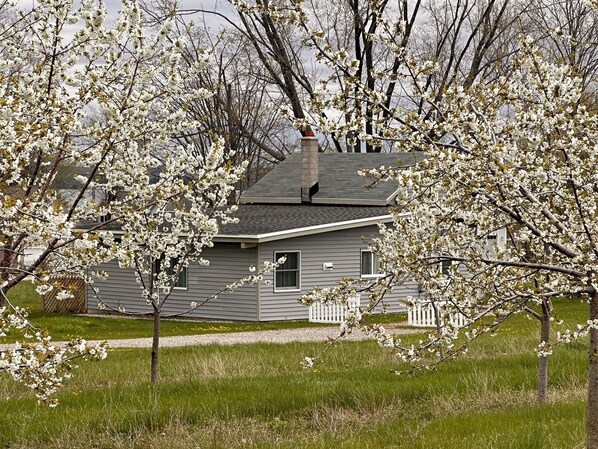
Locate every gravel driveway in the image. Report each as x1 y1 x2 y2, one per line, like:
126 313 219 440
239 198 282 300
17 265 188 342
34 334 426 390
0 325 420 350
103 325 419 348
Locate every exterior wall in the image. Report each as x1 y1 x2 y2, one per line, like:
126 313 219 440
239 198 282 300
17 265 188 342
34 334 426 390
87 243 259 321
257 225 421 321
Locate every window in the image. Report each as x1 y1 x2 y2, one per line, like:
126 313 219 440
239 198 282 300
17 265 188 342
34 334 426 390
153 257 188 289
274 251 300 291
487 229 508 247
361 250 384 277
175 265 188 289
438 260 452 277
485 233 498 254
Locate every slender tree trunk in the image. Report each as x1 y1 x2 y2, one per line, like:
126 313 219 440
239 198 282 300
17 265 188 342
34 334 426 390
151 306 161 383
0 284 7 307
0 238 15 307
148 256 161 383
588 291 598 448
537 300 550 403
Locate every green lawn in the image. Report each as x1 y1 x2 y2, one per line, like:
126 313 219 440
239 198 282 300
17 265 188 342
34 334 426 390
3 282 338 342
4 282 405 342
0 294 591 448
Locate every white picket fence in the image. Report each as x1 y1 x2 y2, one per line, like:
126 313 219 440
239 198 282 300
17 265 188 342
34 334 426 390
308 295 361 323
407 301 467 328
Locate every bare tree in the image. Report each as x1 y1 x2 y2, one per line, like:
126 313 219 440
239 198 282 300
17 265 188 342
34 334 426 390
142 0 297 191
523 0 598 108
147 1 519 155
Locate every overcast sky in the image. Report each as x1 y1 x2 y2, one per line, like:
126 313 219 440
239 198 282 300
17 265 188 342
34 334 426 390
100 0 235 28
19 0 235 42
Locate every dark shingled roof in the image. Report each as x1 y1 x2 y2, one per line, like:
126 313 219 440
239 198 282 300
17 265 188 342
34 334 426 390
78 154 418 239
218 204 391 236
240 152 423 205
77 204 390 238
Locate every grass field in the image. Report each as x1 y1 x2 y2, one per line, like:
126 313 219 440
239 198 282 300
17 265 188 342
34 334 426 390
0 285 591 448
2 282 336 342
3 282 404 343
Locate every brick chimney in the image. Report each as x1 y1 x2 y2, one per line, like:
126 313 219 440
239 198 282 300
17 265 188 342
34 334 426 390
301 132 319 203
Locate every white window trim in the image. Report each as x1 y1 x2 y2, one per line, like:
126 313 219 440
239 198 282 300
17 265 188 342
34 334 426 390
273 250 301 293
172 265 188 290
360 249 385 279
436 259 455 279
154 259 188 291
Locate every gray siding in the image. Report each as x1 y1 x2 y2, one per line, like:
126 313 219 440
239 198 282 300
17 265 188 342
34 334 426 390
87 243 259 321
257 225 420 321
86 227 422 322
87 262 142 313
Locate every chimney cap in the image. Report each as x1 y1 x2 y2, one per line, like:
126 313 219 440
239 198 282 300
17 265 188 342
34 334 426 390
303 129 315 137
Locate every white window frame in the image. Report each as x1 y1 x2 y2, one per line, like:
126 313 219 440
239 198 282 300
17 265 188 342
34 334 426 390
173 265 188 290
435 259 456 281
274 250 301 292
360 249 385 278
153 258 188 290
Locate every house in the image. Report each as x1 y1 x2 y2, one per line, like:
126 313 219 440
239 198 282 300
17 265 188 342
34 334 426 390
86 137 424 321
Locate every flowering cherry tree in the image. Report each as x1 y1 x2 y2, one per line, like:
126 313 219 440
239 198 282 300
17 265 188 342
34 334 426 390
0 0 241 402
266 0 598 444
87 140 278 382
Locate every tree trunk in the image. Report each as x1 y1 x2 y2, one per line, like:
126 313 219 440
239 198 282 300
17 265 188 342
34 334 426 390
0 238 15 306
588 291 598 448
151 306 161 383
537 301 550 403
0 284 7 307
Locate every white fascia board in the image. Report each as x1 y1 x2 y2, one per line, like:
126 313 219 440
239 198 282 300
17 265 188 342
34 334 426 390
386 188 401 205
215 214 401 244
310 197 388 206
239 196 302 204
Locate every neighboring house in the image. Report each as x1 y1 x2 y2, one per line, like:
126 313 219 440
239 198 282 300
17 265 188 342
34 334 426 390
87 137 424 321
